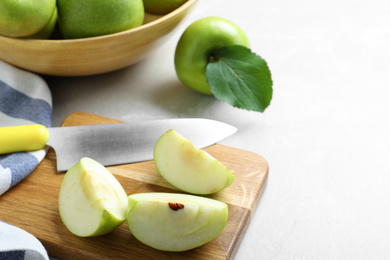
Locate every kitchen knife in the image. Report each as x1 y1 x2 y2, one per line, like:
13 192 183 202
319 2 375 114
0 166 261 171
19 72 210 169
0 118 237 172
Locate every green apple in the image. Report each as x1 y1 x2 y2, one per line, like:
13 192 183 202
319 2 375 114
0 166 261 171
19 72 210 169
127 192 228 251
0 0 56 37
58 157 128 237
23 7 58 39
57 0 145 39
154 129 235 195
143 0 187 15
175 17 250 95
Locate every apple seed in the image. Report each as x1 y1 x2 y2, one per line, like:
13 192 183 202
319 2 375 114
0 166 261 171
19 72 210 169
168 202 185 211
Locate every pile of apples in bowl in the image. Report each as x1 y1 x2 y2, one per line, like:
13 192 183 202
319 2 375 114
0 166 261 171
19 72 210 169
0 0 198 76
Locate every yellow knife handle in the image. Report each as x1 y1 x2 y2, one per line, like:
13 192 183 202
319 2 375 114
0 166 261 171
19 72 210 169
0 124 49 154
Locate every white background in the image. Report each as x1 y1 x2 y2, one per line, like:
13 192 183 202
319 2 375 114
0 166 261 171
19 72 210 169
47 0 390 259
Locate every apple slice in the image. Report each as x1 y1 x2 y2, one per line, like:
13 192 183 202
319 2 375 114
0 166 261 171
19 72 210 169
127 192 228 251
154 129 235 195
58 157 128 237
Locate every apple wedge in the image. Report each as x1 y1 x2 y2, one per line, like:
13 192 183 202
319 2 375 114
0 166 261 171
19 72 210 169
58 157 128 237
127 192 228 251
154 129 235 195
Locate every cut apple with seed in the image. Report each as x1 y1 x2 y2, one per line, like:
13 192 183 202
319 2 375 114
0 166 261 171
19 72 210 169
58 157 128 237
154 129 235 195
127 192 228 251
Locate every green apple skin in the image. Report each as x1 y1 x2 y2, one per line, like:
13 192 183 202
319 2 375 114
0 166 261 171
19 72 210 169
23 7 58 39
58 157 128 237
0 0 56 37
143 0 187 15
175 17 250 95
127 192 228 252
154 129 235 195
57 0 145 39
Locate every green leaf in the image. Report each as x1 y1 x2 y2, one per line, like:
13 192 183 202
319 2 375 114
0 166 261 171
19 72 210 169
206 45 273 112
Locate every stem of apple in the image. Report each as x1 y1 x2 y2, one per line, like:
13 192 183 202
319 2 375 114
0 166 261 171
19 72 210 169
209 56 216 63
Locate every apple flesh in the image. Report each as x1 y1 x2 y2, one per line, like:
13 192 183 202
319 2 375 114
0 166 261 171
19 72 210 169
143 0 187 15
154 129 235 195
175 17 250 95
57 0 145 39
0 0 56 37
58 157 128 237
127 192 228 251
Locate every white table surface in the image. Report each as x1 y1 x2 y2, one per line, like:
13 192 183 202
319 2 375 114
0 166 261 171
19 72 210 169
45 0 390 259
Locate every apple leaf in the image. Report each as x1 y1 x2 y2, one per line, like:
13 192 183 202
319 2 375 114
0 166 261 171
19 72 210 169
206 45 273 112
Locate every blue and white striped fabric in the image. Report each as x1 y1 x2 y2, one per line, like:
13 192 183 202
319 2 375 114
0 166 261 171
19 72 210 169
0 221 49 260
0 60 50 260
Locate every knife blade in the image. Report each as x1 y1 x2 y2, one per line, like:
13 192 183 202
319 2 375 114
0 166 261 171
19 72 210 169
0 118 237 172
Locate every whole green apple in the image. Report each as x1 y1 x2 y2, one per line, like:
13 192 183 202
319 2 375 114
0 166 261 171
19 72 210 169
57 0 145 39
23 7 58 39
143 0 187 15
0 0 56 37
175 17 250 95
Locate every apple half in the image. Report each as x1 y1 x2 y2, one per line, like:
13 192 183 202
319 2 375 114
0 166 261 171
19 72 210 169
154 129 235 195
127 192 228 251
58 157 128 237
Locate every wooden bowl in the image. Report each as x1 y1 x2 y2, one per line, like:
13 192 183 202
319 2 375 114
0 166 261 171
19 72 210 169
0 0 198 76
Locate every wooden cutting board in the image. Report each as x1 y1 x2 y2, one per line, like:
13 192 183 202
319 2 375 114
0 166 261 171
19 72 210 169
0 112 268 259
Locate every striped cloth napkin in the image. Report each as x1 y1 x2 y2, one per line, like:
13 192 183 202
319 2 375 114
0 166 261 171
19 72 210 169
0 60 50 260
